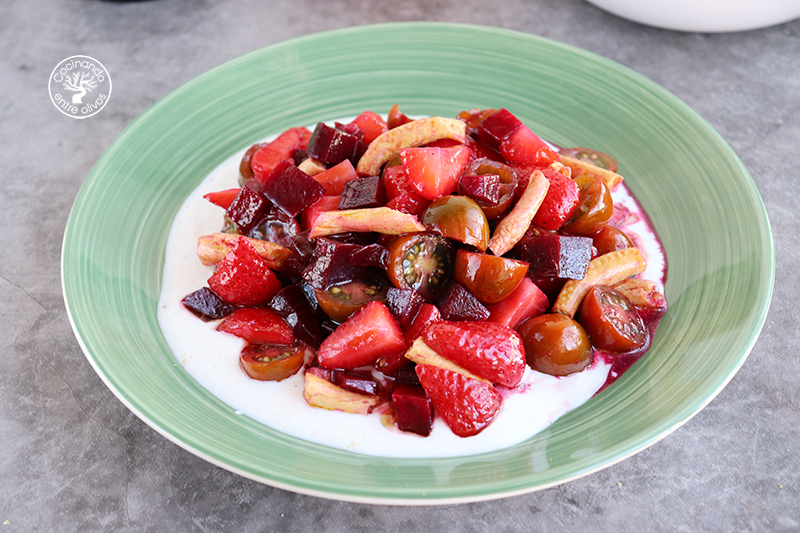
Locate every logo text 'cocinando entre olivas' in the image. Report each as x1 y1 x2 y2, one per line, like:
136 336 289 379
49 55 112 119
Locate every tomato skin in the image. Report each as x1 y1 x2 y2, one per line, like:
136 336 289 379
592 225 634 256
421 195 490 252
386 233 454 302
578 285 648 353
454 250 529 304
560 147 618 172
239 344 307 381
562 176 613 236
314 277 389 323
517 314 593 376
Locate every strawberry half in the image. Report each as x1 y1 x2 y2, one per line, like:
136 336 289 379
217 307 296 345
401 145 471 201
317 301 406 370
415 364 502 437
531 169 580 231
208 238 282 307
251 127 312 184
422 320 526 388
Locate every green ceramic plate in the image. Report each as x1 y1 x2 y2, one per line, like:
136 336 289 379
62 23 773 504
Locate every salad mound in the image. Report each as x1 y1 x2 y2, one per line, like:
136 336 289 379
178 106 668 439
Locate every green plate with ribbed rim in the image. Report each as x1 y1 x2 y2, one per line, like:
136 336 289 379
62 22 773 504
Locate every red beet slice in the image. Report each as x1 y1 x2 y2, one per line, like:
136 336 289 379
247 205 301 248
436 282 490 321
269 284 323 348
331 370 380 396
225 178 272 235
475 108 522 151
514 233 593 280
349 243 389 270
301 238 367 289
308 122 367 166
261 160 326 218
338 175 386 210
392 384 434 437
385 287 425 327
458 173 501 205
181 287 237 321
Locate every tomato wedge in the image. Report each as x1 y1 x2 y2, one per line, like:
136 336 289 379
239 344 308 381
578 285 648 353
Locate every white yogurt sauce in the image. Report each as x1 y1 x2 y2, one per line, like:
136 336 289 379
157 144 665 458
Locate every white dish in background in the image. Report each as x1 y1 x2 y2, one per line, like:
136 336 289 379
586 0 800 32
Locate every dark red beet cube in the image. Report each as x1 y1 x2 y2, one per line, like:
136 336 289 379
394 364 422 387
261 160 326 218
515 233 593 280
301 238 366 289
331 370 380 396
308 122 367 166
375 350 411 376
181 287 237 321
436 282 490 321
349 243 389 270
269 284 323 348
475 108 523 151
458 173 501 205
225 178 272 235
282 230 317 280
392 384 434 437
385 288 425 327
338 175 386 210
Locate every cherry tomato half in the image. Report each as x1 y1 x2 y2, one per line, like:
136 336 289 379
239 343 307 381
578 285 648 353
561 175 613 236
421 195 490 252
387 233 454 302
560 147 618 172
454 249 529 304
314 276 390 323
517 314 593 376
592 225 634 256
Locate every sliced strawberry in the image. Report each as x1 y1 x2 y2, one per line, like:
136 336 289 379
251 127 312 184
401 145 471 201
312 159 359 196
349 111 389 144
217 307 295 345
403 303 441 344
415 364 502 437
486 277 549 329
422 320 526 388
317 301 406 370
300 195 340 231
208 238 282 307
203 188 241 210
388 104 412 129
531 169 580 230
499 125 558 167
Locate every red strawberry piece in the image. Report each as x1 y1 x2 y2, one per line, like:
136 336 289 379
348 111 389 144
208 238 282 307
203 188 241 210
312 160 359 196
317 301 406 370
486 277 549 330
217 307 296 345
300 195 340 231
531 169 580 231
415 364 502 437
403 303 441 344
423 320 526 388
401 145 471 201
499 125 558 167
251 127 312 184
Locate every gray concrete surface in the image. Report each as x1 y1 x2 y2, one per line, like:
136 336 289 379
2 0 798 531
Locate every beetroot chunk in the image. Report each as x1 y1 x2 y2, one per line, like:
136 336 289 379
392 384 434 437
514 233 593 280
261 160 326 218
225 178 272 235
302 238 366 289
475 108 522 151
458 173 501 205
181 287 237 321
338 175 386 210
349 243 389 270
308 122 367 166
331 370 380 396
386 287 425 327
436 282 490 321
269 284 323 348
